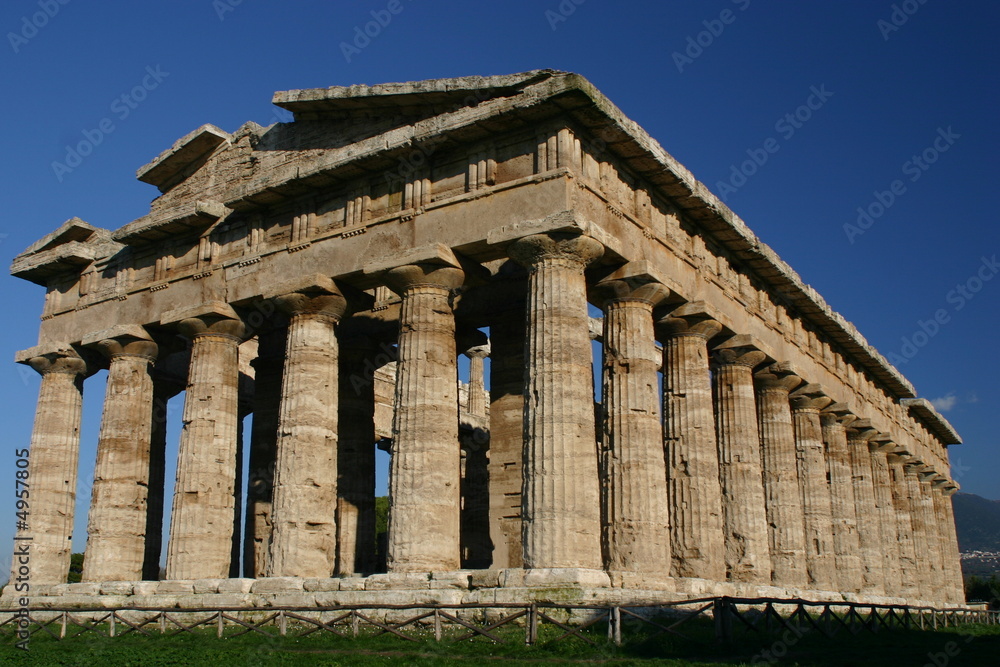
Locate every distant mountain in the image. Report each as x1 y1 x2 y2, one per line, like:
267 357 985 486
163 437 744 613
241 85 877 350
953 492 1000 553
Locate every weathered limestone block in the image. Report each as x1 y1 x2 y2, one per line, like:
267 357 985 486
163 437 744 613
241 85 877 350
522 568 613 588
378 257 465 572
163 303 246 580
430 571 473 589
845 422 885 594
868 441 903 596
886 454 921 600
250 577 306 594
244 325 286 578
191 578 223 594
594 268 671 573
268 276 349 578
790 386 836 591
712 342 771 584
657 306 726 581
820 406 863 594
98 581 135 596
155 580 195 594
365 572 432 590
303 578 342 592
754 363 807 587
335 333 380 576
217 578 255 594
509 232 604 570
12 347 87 585
81 327 158 583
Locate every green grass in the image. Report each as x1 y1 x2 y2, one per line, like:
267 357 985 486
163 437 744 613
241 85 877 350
0 618 997 666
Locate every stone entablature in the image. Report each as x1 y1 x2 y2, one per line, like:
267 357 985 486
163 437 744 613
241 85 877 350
6 71 965 608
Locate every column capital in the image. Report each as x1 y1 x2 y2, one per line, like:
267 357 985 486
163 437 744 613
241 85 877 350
82 325 158 362
464 343 490 360
656 302 722 340
592 261 671 308
845 418 879 444
754 362 802 393
712 336 766 369
820 402 855 428
790 383 834 412
508 232 604 270
268 274 351 321
162 301 247 341
16 345 89 377
457 328 489 355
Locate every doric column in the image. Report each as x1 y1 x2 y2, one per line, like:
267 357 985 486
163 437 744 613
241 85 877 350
821 405 862 593
267 277 348 577
845 421 885 594
12 347 88 584
789 385 836 591
146 371 183 580
594 266 671 573
917 468 947 602
657 305 725 581
487 276 528 569
80 327 158 582
509 232 604 570
886 452 921 599
712 340 771 584
465 343 489 418
382 257 465 572
243 325 286 578
934 483 965 605
869 439 903 596
163 303 246 580
335 332 381 576
754 363 807 588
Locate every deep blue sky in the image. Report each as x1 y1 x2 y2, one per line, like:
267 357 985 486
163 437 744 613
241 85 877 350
0 1 997 569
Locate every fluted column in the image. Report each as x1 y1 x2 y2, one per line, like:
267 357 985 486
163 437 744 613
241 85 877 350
384 261 465 572
790 386 836 591
845 422 885 594
821 406 863 593
267 278 348 577
712 342 770 584
487 278 527 569
509 232 604 570
869 441 903 596
465 344 489 418
81 328 158 582
754 364 806 588
594 270 670 572
935 484 965 604
244 325 286 578
335 333 380 575
886 453 921 599
164 303 246 580
918 470 947 602
11 348 87 584
657 307 725 581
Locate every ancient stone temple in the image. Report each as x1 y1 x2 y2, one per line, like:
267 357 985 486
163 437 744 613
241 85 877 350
4 71 965 609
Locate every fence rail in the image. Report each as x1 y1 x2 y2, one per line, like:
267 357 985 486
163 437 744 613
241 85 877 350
1 597 997 646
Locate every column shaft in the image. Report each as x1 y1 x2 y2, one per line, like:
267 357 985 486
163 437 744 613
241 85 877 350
821 413 862 593
847 432 885 593
887 456 920 599
919 476 946 603
14 355 86 584
713 351 770 583
756 376 807 587
661 325 726 581
83 348 157 582
386 269 463 572
792 404 836 590
869 447 903 596
269 313 341 577
601 298 670 572
934 488 965 604
165 331 241 580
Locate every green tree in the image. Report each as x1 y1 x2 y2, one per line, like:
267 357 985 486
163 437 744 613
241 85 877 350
67 552 84 583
